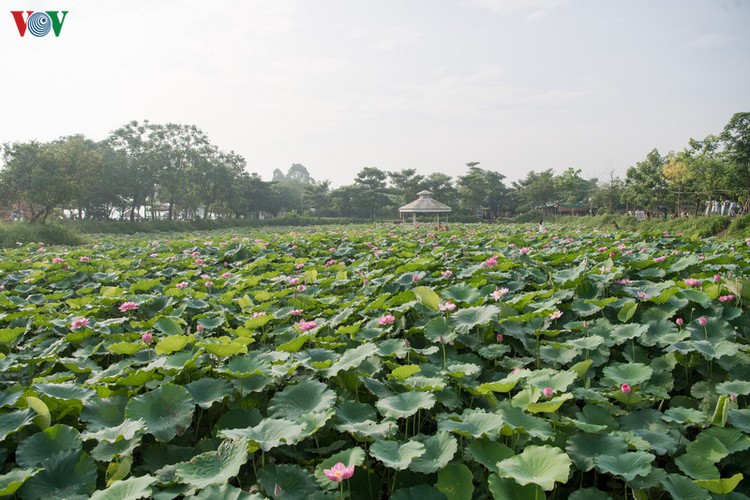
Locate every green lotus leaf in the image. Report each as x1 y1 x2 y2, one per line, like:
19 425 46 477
25 396 51 430
526 393 573 414
675 453 720 480
334 401 394 439
436 463 473 500
0 326 26 344
33 383 95 402
391 484 448 500
16 424 81 469
694 473 744 494
442 284 482 305
701 427 750 454
409 432 458 474
716 380 750 396
527 369 577 393
390 364 421 380
565 432 628 471
376 391 436 419
219 418 304 452
0 468 40 496
0 409 35 441
19 449 97 500
124 384 194 442
466 440 513 472
617 301 638 323
155 335 191 355
476 374 522 395
424 317 457 344
660 474 711 500
201 339 247 357
0 390 23 408
268 379 337 419
662 407 708 426
108 342 142 356
257 464 321 499
81 419 145 443
488 474 545 500
728 409 750 433
314 447 365 489
497 405 554 440
325 343 378 377
593 451 654 482
89 475 156 500
370 439 426 470
197 316 224 330
440 411 504 441
152 316 183 335
413 286 440 310
175 438 247 490
602 362 652 386
186 484 262 500
448 305 499 334
185 378 234 409
496 445 572 491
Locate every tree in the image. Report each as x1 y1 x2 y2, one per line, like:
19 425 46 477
624 149 667 211
721 112 750 207
108 121 160 221
354 167 391 220
422 173 458 210
1 136 102 223
554 168 597 205
457 164 507 218
512 169 557 213
388 168 425 206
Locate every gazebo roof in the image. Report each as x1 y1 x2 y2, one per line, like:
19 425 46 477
399 190 452 214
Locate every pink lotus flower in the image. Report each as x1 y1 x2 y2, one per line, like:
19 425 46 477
119 302 138 312
675 317 684 326
484 256 498 268
323 462 355 483
290 309 304 316
698 316 708 327
200 273 210 280
196 324 205 332
52 257 63 264
496 333 503 343
684 278 700 287
79 256 90 262
718 294 735 303
621 383 631 394
438 302 456 312
296 264 304 269
252 312 267 319
221 272 231 279
412 274 420 283
296 284 307 292
141 332 153 344
653 256 666 263
549 310 563 320
175 281 189 290
297 320 318 331
714 274 722 282
543 387 553 398
379 314 396 326
205 281 214 289
491 288 509 301
0 285 5 291
194 259 204 266
519 247 530 255
70 317 90 330
637 291 651 301
442 270 453 278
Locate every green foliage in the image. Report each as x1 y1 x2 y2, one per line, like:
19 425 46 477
0 222 84 247
0 222 749 498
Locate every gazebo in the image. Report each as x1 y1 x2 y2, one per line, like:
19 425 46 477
398 190 452 225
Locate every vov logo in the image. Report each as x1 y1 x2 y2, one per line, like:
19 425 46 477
11 11 68 37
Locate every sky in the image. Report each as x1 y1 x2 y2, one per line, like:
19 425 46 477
1 0 748 187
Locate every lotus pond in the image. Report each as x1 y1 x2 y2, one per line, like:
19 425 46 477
1 224 749 499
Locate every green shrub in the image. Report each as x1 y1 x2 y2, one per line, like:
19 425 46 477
727 214 750 238
0 223 85 248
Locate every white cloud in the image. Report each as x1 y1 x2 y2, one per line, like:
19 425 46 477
374 25 422 51
456 0 565 15
688 33 732 49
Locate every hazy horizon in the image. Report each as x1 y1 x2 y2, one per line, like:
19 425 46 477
1 0 748 186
